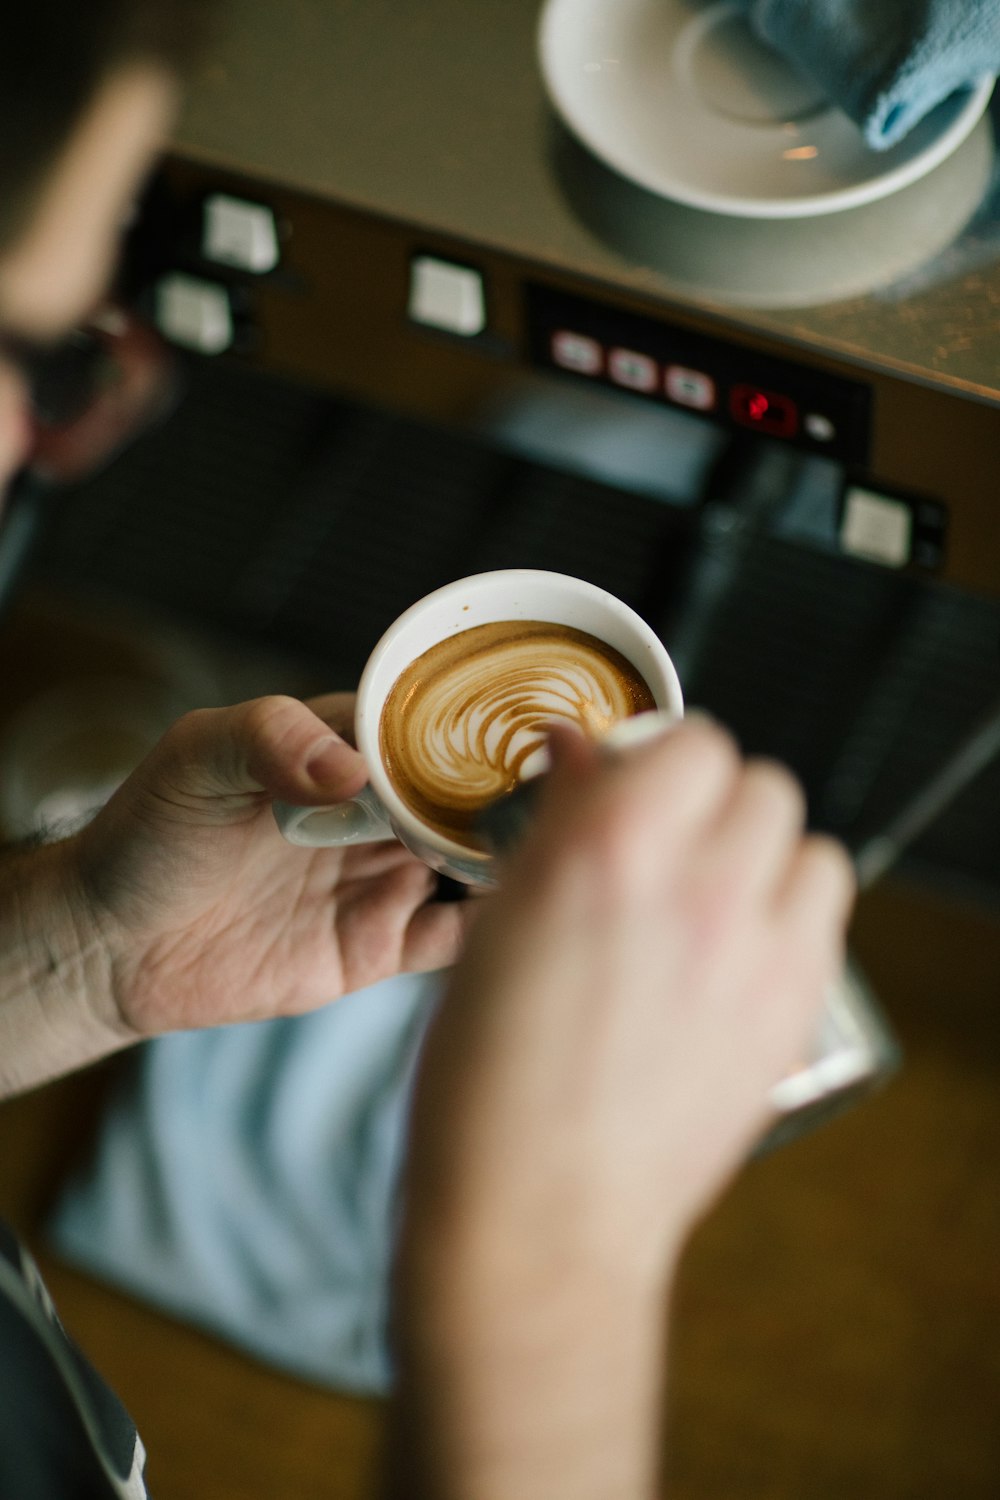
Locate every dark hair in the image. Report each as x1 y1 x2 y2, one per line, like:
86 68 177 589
0 0 211 253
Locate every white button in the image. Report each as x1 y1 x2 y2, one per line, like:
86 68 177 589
154 273 234 354
608 348 658 392
408 257 486 336
202 194 280 273
841 487 912 567
551 330 603 375
665 365 716 411
805 412 837 443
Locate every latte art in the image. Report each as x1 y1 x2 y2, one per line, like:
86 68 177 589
380 621 656 847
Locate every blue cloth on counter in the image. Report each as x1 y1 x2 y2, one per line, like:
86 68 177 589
747 0 1000 148
47 972 443 1396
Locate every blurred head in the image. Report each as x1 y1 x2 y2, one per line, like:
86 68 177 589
0 0 208 489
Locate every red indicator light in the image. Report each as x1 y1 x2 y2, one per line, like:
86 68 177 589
729 384 799 438
747 392 770 422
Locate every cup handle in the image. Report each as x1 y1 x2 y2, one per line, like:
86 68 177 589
273 784 397 847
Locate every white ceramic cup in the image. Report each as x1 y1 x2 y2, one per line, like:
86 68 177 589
273 569 684 886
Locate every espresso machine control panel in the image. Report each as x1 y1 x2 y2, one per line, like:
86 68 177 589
525 283 873 466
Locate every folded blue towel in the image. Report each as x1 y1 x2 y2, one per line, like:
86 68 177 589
748 0 1000 148
48 972 443 1395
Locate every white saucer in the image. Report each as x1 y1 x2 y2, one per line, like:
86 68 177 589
537 0 995 218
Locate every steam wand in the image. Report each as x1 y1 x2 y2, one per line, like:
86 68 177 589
850 692 1000 891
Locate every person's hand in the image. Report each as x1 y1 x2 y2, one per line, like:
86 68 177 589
70 692 470 1040
407 714 855 1277
389 717 855 1500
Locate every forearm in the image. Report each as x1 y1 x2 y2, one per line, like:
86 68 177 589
0 837 133 1097
385 1222 673 1500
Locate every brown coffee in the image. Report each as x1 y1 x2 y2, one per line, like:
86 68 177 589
379 619 656 848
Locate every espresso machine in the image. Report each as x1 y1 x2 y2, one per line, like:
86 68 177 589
21 0 1000 1133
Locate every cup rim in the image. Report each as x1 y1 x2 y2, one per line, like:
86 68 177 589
356 569 683 861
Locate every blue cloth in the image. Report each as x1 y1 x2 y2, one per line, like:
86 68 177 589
747 0 1000 148
47 972 444 1396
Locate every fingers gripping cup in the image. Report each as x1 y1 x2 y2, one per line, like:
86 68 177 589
272 570 684 886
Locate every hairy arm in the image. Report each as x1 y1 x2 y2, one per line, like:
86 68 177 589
0 835 130 1095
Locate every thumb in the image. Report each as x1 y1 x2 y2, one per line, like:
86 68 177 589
153 695 368 807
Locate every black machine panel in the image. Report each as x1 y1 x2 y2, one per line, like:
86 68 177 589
526 283 872 466
24 357 1000 906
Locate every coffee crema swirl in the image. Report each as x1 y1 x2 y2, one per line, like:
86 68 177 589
380 620 656 847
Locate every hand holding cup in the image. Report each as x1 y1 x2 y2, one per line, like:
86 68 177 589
273 570 684 885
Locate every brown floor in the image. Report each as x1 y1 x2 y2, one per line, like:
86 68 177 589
665 881 1000 1499
1 597 999 1499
